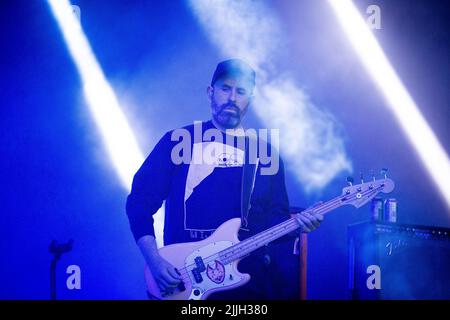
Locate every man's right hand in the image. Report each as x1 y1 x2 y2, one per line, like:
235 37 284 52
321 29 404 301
137 235 182 295
146 255 183 295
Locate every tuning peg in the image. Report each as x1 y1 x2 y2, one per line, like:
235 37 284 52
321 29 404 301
360 172 364 184
346 176 354 186
381 168 388 179
371 170 376 182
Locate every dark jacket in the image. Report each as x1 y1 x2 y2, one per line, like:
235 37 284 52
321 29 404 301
126 120 294 299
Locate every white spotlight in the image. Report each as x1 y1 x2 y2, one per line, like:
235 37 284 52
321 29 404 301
47 0 165 246
47 0 144 188
329 0 450 209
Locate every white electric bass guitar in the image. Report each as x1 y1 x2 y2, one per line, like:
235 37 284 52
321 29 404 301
145 176 395 300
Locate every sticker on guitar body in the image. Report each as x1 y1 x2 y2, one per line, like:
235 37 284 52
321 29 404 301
184 240 248 300
206 260 225 283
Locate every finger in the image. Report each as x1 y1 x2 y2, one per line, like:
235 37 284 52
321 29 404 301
157 276 172 290
309 211 323 227
301 211 321 228
158 285 169 297
164 274 182 287
162 267 182 287
296 218 311 233
167 267 183 282
160 287 173 297
160 271 182 290
314 213 324 222
298 214 315 230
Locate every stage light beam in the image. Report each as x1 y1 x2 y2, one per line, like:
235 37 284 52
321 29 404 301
47 0 144 188
47 0 165 246
329 0 450 209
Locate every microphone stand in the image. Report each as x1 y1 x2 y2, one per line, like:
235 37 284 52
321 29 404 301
49 240 73 300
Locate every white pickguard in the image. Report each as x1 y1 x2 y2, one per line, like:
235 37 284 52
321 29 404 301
185 241 246 300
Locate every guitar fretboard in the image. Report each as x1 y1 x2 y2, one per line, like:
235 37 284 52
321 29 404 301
218 184 383 264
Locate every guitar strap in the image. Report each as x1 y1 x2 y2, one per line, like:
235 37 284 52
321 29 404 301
240 134 259 230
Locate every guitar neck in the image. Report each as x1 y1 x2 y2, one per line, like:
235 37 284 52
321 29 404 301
219 194 345 264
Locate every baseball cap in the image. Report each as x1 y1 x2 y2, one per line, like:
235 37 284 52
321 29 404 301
211 59 256 88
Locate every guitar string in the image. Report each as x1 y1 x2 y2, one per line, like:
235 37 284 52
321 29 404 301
171 185 383 284
159 185 383 297
163 219 299 295
174 185 382 282
173 185 382 281
173 218 301 281
168 190 382 296
221 184 382 258
172 217 302 287
173 220 298 278
217 185 382 265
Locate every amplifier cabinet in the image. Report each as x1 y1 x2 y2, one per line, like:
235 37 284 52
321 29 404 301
348 221 450 299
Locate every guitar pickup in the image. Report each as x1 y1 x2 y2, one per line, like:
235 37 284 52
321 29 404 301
194 256 206 272
191 268 203 283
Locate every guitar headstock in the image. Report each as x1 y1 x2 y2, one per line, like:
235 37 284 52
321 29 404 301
341 171 395 208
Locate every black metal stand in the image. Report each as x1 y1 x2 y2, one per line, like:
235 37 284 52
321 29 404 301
49 239 73 300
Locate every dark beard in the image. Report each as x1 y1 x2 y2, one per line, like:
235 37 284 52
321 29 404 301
213 103 241 129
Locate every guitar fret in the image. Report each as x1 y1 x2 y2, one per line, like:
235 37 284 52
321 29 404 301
219 218 300 264
218 194 348 264
218 184 388 264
